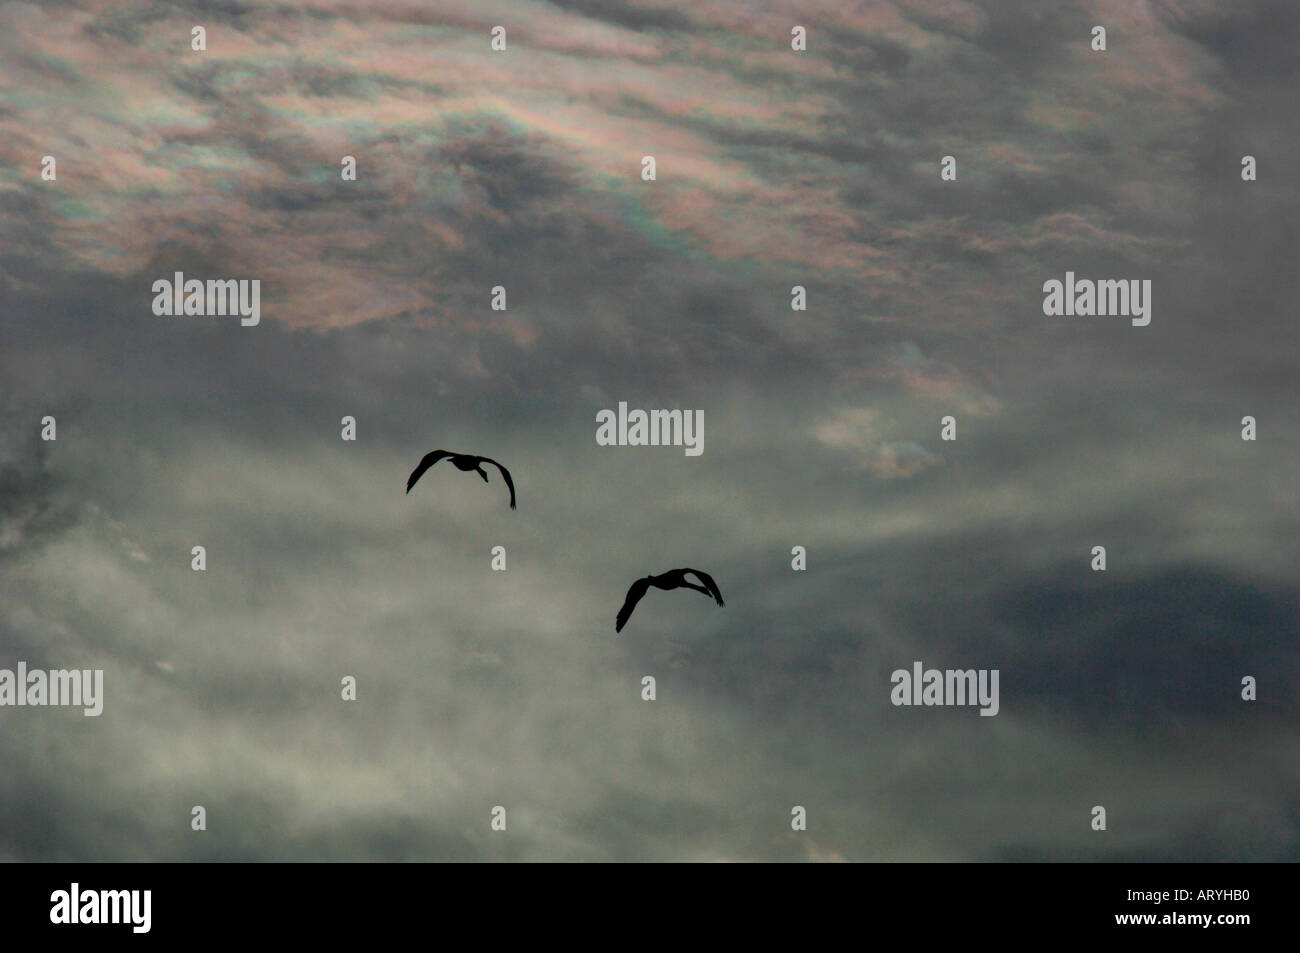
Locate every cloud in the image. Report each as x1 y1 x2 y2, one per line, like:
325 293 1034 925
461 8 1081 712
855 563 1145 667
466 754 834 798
0 0 1296 861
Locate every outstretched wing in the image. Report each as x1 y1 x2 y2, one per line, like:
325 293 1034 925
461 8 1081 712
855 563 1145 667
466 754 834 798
682 568 725 606
406 450 453 494
616 577 652 632
481 457 516 510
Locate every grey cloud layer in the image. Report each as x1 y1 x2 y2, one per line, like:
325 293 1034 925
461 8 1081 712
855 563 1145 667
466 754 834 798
0 0 1297 860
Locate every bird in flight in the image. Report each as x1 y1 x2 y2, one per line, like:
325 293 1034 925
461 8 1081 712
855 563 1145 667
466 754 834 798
406 450 516 509
615 568 724 632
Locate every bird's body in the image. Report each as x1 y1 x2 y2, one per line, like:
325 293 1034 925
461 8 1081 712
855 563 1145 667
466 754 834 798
615 568 724 632
406 450 516 509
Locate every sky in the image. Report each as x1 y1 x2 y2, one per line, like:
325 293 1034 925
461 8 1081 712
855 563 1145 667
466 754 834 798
0 0 1297 861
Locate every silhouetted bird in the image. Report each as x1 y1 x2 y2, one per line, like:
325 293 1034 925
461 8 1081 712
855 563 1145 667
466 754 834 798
406 450 516 509
615 568 724 632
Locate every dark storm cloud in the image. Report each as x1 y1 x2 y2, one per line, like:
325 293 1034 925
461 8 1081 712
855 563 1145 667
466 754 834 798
0 0 1296 861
